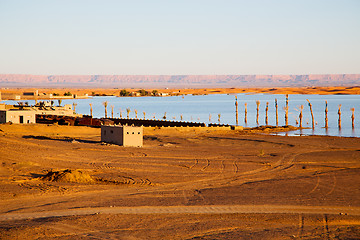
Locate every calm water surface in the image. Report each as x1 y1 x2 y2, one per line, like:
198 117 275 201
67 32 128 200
4 94 360 137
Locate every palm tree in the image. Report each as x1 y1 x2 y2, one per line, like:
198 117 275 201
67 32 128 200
89 103 93 117
306 99 314 129
299 105 304 128
285 95 289 126
58 99 62 107
134 109 138 118
325 101 328 128
72 102 77 113
256 100 260 125
103 101 108 118
265 102 269 125
126 108 130 118
338 104 342 129
111 105 114 118
244 103 248 124
143 111 146 119
275 99 278 126
235 96 238 126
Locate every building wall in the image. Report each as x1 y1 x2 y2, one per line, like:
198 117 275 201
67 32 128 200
101 125 143 147
0 111 6 123
122 126 143 147
0 110 36 124
101 125 124 145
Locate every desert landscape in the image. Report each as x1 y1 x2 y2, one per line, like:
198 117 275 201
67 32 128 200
1 124 360 239
2 1 359 239
1 73 360 100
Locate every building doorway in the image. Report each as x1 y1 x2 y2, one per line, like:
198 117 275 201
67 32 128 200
19 116 23 123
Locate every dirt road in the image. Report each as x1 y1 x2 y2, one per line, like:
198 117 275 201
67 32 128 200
1 204 360 222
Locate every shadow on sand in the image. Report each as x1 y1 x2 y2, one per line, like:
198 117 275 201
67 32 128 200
22 135 99 144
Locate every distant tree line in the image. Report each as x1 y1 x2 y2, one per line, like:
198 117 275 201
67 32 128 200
119 89 159 96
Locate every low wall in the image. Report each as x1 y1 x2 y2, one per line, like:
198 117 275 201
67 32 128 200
35 115 237 128
106 118 206 127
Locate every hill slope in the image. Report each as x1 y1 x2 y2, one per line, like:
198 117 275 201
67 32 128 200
0 74 359 87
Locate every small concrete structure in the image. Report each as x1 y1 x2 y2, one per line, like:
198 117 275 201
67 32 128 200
230 125 243 130
101 125 143 147
0 109 36 124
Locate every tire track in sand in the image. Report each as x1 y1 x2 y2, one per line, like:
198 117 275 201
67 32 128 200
2 205 360 221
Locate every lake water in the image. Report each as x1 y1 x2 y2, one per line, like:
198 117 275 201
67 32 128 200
3 93 360 138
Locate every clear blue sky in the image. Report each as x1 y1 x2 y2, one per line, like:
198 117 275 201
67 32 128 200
0 0 359 75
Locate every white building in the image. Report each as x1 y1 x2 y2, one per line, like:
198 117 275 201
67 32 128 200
0 110 36 124
35 104 79 116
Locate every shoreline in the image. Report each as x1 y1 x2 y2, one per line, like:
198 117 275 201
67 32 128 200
1 86 360 101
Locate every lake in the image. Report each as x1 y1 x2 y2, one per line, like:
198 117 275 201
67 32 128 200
3 93 360 137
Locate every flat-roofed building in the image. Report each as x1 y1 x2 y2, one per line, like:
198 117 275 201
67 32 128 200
101 125 143 147
0 109 36 124
23 90 38 96
0 102 82 125
35 104 80 117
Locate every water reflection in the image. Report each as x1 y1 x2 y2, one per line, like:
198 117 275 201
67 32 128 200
299 129 304 136
352 129 356 137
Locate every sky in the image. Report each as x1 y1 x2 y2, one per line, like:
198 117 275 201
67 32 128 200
0 0 359 75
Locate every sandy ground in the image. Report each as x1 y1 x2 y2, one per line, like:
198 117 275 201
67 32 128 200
1 124 360 239
2 86 360 99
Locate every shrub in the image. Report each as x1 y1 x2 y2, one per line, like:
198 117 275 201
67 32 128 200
120 89 130 96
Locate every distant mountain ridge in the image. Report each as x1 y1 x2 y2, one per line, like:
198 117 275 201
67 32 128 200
0 74 359 87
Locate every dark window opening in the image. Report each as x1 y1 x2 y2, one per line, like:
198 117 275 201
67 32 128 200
19 116 24 124
132 132 134 134
138 132 140 134
110 130 113 134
